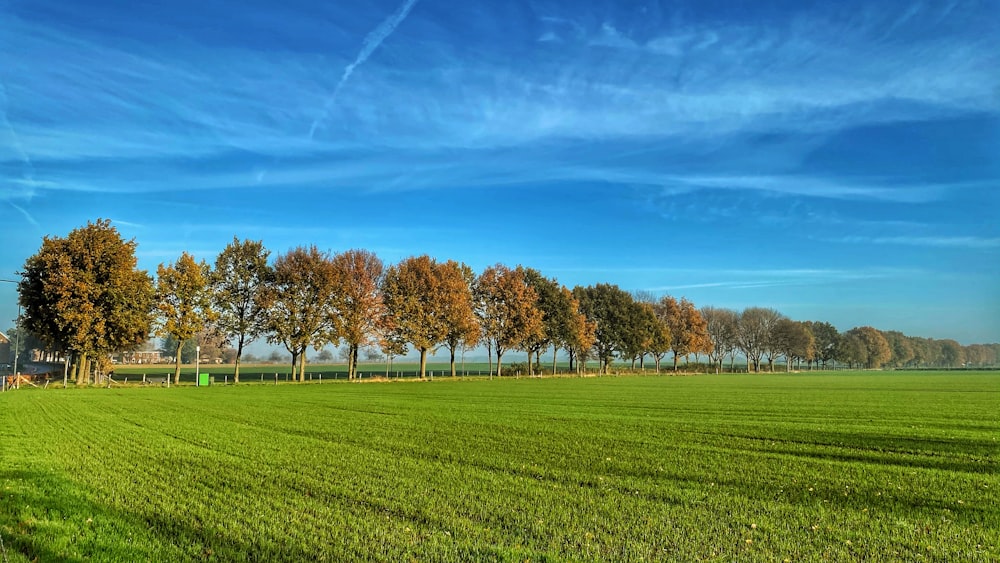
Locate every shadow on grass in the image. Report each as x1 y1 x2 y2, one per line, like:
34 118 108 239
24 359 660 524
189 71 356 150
0 468 320 561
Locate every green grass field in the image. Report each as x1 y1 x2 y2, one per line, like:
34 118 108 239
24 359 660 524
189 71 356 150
1 372 996 561
110 361 517 382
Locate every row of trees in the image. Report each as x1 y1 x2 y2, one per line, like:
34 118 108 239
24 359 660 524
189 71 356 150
16 220 999 385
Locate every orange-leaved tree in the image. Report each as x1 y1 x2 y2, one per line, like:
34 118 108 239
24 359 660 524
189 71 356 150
475 264 542 378
331 249 385 380
381 255 449 379
20 219 154 385
263 246 339 381
438 260 479 377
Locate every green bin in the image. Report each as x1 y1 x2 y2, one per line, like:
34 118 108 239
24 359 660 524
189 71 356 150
198 373 210 386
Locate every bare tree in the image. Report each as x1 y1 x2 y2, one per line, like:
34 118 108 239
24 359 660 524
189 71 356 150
736 307 782 373
701 306 738 373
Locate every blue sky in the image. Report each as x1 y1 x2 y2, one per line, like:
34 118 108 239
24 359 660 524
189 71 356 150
2 0 998 349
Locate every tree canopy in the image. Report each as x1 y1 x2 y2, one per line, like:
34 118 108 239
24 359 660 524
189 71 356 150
156 252 215 384
211 237 271 383
19 219 154 384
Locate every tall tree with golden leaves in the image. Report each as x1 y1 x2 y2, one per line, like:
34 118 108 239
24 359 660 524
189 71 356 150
332 249 385 380
156 252 215 384
657 296 713 372
382 255 449 379
475 264 543 378
263 246 339 381
845 326 892 369
20 219 154 385
439 260 480 377
566 296 598 374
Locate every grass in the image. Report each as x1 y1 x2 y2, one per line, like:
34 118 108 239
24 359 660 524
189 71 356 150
0 372 996 561
110 361 508 382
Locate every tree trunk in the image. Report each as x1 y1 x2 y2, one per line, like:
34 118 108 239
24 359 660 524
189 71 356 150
535 350 542 376
234 336 244 384
299 349 307 381
552 347 558 377
450 347 456 377
673 353 679 372
174 342 182 385
486 341 493 380
495 349 503 377
290 350 298 381
63 355 70 388
568 349 575 372
419 347 428 379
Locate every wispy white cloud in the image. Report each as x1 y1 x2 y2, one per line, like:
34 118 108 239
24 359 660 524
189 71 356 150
1 76 40 227
109 218 145 229
643 267 911 293
4 1 995 165
836 235 1000 249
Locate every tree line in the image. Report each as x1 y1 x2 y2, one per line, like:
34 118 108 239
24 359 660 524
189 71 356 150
16 220 1000 385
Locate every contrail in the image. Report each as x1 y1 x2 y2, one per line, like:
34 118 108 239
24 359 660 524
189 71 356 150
309 0 420 139
8 201 38 226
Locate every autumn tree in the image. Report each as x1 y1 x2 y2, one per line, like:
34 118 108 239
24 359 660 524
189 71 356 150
645 312 673 374
964 344 993 367
771 319 815 371
156 252 215 384
438 260 479 377
629 301 671 372
474 264 543 377
163 326 228 364
382 255 450 379
805 321 840 369
657 296 712 372
211 237 271 383
881 330 915 368
701 306 738 374
937 339 965 367
521 268 590 375
840 326 891 369
834 330 866 368
378 327 409 377
574 284 635 374
561 288 597 374
19 219 154 385
263 246 339 381
620 300 659 371
331 249 385 380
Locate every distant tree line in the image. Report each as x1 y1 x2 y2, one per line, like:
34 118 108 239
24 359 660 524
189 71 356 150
15 220 1000 385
